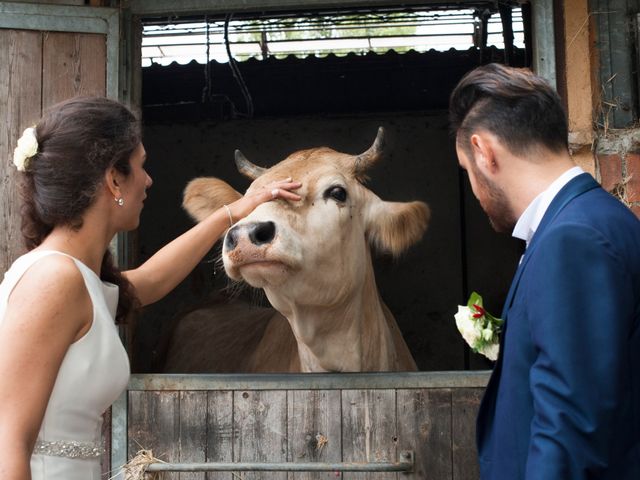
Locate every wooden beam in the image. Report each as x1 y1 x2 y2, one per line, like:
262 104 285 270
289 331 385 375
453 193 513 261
562 0 596 175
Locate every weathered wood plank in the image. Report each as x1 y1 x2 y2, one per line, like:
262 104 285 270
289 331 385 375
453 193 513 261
206 390 234 480
7 0 85 4
234 390 288 480
101 408 111 479
179 391 208 480
452 388 482 480
342 390 396 480
287 390 341 480
0 29 41 275
128 372 490 391
397 388 452 480
128 391 180 480
42 32 106 106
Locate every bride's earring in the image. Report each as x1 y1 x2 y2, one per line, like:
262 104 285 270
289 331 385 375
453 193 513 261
115 196 125 207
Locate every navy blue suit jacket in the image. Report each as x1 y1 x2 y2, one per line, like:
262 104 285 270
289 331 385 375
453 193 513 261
476 173 640 479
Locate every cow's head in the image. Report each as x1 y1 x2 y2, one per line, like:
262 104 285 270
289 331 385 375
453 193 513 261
183 128 430 311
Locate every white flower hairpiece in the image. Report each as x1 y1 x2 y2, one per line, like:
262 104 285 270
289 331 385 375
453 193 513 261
454 291 503 361
13 127 38 172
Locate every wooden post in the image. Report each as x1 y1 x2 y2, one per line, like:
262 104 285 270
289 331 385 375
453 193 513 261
562 0 597 176
0 30 41 274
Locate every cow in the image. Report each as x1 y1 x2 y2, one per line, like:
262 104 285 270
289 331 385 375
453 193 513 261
165 127 430 372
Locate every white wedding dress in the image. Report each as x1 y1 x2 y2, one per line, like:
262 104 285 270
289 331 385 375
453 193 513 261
0 250 130 480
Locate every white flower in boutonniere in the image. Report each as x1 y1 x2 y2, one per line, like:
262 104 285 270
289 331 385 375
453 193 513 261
454 291 503 361
13 127 38 172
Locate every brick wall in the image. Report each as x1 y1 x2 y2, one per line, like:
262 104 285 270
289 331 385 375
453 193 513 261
596 130 640 219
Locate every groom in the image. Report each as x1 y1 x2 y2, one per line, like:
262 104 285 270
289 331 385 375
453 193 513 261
449 63 640 479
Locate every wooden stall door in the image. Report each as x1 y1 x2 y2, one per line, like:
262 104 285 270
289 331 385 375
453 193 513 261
125 378 484 480
0 17 108 274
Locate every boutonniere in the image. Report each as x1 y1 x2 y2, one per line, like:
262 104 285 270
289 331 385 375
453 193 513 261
454 292 503 361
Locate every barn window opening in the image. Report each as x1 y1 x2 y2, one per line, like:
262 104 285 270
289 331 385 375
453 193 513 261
142 6 525 66
136 2 530 373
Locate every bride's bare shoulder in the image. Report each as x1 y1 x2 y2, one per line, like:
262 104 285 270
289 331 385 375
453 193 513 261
5 253 91 336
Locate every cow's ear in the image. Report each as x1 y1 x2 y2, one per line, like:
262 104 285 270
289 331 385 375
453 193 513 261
183 177 243 222
365 200 430 256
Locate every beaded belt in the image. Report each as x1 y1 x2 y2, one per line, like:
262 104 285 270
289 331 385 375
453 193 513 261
33 440 104 459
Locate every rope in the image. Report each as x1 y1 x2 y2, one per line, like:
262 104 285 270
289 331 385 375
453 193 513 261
201 14 213 103
225 13 255 118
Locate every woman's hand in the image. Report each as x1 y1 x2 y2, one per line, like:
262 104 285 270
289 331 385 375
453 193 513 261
228 178 302 222
125 177 301 306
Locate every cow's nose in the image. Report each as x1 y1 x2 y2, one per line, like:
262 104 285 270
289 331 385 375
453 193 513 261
248 221 276 245
225 225 240 251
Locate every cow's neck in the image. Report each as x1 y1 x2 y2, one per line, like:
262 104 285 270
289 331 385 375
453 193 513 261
267 260 401 372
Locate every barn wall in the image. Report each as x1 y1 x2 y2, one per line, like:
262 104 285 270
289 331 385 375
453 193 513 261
0 30 40 274
134 112 523 373
596 131 640 217
559 0 640 217
0 28 107 279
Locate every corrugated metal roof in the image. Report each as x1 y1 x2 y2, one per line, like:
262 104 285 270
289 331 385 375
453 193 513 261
142 6 524 66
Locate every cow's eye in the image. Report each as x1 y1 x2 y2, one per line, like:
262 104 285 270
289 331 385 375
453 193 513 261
325 186 347 202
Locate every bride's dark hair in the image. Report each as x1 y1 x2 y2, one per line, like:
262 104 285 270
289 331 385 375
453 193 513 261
20 96 141 323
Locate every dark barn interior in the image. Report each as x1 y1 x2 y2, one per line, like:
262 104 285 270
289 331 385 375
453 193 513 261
132 5 528 373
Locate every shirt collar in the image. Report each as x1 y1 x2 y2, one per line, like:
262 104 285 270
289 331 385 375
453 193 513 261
512 166 584 246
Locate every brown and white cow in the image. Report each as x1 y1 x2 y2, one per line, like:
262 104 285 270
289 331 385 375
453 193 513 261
176 128 430 372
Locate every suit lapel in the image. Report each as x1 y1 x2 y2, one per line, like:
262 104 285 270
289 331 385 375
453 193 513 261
501 173 599 317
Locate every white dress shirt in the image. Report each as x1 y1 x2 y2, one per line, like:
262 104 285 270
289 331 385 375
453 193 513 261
512 166 584 248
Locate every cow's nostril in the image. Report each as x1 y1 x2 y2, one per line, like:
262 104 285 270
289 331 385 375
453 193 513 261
249 221 276 245
225 226 240 251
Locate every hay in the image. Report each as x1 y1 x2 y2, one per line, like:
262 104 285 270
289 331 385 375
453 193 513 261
119 449 165 480
610 175 633 208
113 449 247 479
315 433 328 453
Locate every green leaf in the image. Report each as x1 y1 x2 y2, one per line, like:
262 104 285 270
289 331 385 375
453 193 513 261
467 291 483 308
466 291 503 334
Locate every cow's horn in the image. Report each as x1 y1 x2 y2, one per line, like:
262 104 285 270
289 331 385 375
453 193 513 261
234 150 267 179
355 126 386 173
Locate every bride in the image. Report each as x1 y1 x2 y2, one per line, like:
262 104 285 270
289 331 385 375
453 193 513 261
0 96 300 480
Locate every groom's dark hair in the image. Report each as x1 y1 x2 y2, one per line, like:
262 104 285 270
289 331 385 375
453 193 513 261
449 63 569 157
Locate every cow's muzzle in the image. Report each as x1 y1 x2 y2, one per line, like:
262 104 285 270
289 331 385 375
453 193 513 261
225 221 276 251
